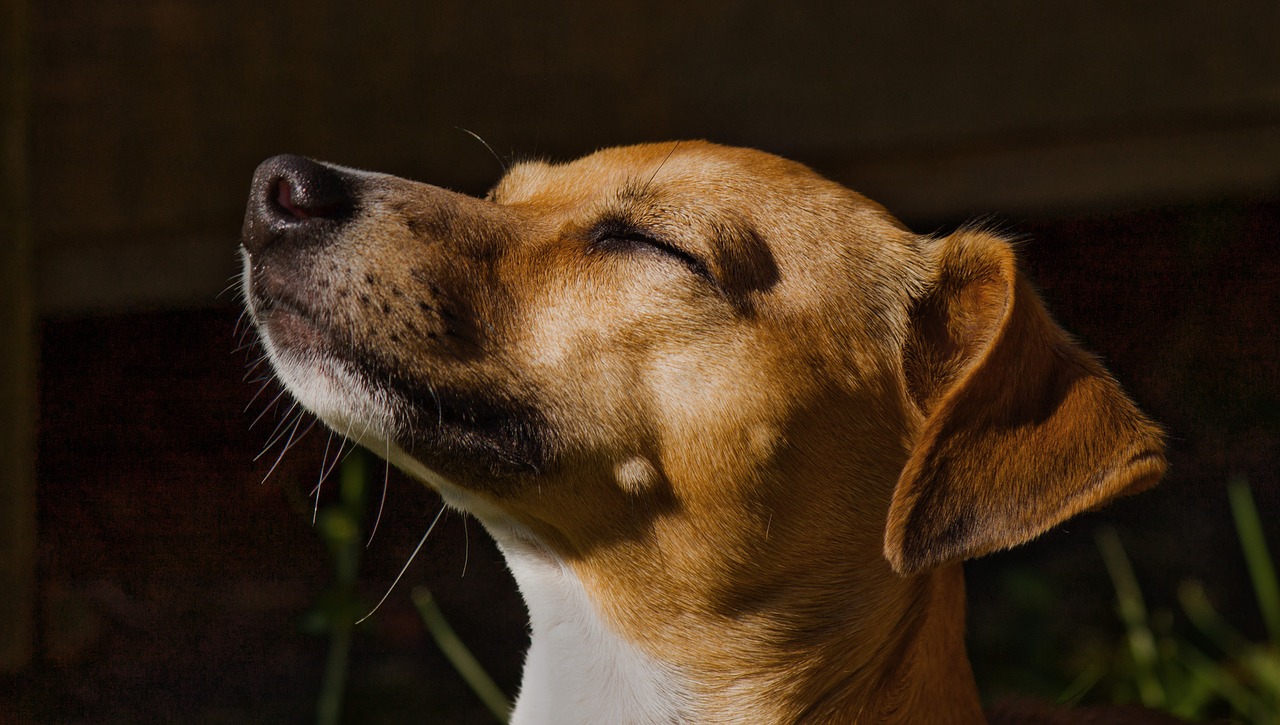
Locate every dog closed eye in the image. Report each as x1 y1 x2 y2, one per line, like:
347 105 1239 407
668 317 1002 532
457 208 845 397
588 217 715 284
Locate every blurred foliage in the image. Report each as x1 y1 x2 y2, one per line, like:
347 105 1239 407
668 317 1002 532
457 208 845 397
975 479 1280 722
298 449 370 725
412 587 511 723
295 448 511 724
1085 479 1280 722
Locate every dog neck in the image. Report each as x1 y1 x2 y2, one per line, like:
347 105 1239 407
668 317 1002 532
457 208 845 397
494 530 694 724
468 499 985 724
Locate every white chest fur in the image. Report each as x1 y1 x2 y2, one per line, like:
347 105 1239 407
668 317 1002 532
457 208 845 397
495 533 691 725
383 450 692 723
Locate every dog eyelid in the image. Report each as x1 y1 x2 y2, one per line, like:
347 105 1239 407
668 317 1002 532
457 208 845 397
590 221 716 285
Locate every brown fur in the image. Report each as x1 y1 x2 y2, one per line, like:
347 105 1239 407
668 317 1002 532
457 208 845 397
243 141 1166 723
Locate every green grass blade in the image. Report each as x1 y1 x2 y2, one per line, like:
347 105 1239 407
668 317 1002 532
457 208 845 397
1097 527 1166 708
1175 641 1268 720
413 586 512 724
1056 660 1106 706
316 452 367 725
1239 648 1280 702
1227 478 1280 643
1178 579 1250 655
316 618 354 725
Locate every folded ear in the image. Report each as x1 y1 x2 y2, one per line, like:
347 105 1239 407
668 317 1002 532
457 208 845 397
884 230 1165 576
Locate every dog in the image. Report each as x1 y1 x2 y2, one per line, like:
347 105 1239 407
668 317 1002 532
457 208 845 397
241 141 1167 723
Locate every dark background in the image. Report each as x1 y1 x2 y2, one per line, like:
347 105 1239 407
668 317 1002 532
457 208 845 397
2 1 1278 722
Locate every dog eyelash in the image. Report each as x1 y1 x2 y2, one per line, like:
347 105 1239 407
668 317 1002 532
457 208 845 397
591 224 714 283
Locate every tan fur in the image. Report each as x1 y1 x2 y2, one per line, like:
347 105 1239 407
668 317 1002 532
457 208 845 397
243 141 1166 723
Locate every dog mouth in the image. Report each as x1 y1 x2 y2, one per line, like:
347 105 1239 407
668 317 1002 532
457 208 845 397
251 288 333 355
247 269 549 482
240 153 551 485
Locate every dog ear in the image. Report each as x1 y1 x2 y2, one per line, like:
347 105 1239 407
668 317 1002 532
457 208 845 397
884 230 1165 576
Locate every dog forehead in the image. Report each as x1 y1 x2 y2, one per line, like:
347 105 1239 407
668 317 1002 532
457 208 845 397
489 142 920 331
491 142 812 209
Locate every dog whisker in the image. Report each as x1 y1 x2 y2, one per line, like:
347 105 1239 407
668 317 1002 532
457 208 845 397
260 414 316 484
364 403 394 548
315 433 348 498
241 353 272 381
339 420 368 466
217 272 246 301
310 416 366 526
312 433 348 525
243 377 278 412
240 358 271 386
232 307 249 338
642 141 682 196
256 402 305 460
456 126 507 173
235 321 257 349
282 416 318 457
460 515 469 578
355 503 447 626
241 349 267 368
248 388 291 430
426 380 442 429
366 450 390 548
256 399 303 463
257 409 301 474
315 429 337 494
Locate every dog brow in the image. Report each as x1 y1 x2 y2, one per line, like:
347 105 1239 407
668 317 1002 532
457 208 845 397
604 184 780 311
614 178 660 206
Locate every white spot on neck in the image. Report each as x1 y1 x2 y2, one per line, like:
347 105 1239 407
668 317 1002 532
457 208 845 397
385 449 692 724
499 534 691 725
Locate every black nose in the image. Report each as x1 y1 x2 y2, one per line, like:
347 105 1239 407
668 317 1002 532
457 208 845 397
241 154 357 256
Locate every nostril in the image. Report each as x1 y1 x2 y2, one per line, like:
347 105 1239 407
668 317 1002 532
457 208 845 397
267 158 355 222
242 154 358 255
270 170 353 221
274 178 312 220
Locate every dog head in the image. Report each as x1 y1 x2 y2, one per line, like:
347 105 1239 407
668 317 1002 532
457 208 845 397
241 141 1164 577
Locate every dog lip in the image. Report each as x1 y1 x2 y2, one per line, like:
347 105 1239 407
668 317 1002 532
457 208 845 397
249 279 341 355
256 295 332 352
258 300 548 477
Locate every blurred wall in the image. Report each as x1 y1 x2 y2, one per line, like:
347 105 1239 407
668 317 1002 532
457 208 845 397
30 0 1280 313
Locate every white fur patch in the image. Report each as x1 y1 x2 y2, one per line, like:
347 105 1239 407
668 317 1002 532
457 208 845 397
389 451 693 725
500 536 691 725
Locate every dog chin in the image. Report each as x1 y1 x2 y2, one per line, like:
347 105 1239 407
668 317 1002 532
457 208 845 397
380 442 516 524
255 313 525 521
260 324 404 448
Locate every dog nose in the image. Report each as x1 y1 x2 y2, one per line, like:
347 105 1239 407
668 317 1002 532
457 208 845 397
241 154 357 255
